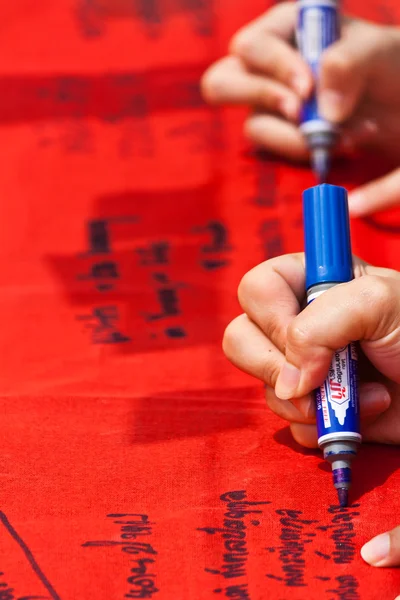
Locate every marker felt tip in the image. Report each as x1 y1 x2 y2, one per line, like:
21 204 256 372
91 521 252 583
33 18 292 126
303 184 361 506
297 0 340 181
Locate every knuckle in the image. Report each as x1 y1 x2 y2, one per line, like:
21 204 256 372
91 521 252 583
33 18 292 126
322 49 352 76
287 319 312 350
263 315 285 350
263 360 281 389
359 275 394 307
230 31 253 57
265 2 296 26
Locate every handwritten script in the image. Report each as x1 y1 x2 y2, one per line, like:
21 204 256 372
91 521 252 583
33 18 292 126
83 513 159 598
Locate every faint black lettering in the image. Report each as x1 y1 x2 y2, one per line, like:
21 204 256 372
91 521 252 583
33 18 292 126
78 306 131 344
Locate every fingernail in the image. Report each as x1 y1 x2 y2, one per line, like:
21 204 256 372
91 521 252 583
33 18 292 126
319 89 344 122
279 96 299 120
361 533 390 566
348 192 365 216
291 75 310 98
275 361 301 400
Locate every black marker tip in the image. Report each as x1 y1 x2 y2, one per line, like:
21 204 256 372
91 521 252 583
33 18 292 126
337 488 348 508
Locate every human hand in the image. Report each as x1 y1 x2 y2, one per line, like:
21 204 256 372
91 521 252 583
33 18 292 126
202 3 400 216
223 253 400 566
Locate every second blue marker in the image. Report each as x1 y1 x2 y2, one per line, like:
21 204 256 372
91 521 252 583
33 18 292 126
297 0 340 181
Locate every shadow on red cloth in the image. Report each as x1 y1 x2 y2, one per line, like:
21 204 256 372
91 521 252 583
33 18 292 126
130 385 264 444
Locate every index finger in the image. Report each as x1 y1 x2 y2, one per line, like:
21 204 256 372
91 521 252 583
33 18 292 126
238 253 306 353
234 2 297 42
231 3 312 96
237 254 377 355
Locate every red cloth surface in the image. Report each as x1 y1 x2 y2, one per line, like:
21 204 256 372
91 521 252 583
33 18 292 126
1 1 400 599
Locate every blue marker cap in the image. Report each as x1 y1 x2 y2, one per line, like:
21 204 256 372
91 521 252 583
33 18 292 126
303 184 353 290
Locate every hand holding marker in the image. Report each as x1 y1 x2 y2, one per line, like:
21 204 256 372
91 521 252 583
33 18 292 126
299 1 360 505
212 0 400 565
303 184 360 507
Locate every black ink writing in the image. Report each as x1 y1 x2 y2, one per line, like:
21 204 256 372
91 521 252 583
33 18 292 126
147 274 183 321
328 505 360 565
213 583 250 599
0 513 61 600
198 490 270 598
87 220 111 254
314 550 331 560
77 306 131 344
259 220 284 260
250 153 276 208
83 513 159 598
193 221 232 270
272 509 318 588
327 575 360 600
137 243 170 266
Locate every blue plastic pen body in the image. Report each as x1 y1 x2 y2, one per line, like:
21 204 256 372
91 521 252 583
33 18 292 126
303 184 361 506
297 0 340 181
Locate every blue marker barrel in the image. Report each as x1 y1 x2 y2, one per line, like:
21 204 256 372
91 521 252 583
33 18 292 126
297 0 340 140
303 184 361 505
309 311 361 447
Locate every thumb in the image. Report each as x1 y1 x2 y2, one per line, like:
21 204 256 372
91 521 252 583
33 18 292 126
348 168 400 217
318 22 385 122
274 271 400 400
361 526 400 567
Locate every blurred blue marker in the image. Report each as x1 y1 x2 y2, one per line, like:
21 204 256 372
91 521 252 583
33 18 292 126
297 0 340 182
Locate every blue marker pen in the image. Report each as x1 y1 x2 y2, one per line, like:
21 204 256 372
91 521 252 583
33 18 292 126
303 184 361 507
297 0 340 182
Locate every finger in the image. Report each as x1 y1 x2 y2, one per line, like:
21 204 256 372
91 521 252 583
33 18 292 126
340 117 379 153
266 387 315 423
361 379 400 444
289 381 391 449
223 314 284 387
201 56 301 120
361 526 400 567
233 2 298 42
236 254 384 357
237 254 306 353
347 168 400 217
274 274 400 400
265 380 390 428
231 12 312 97
245 114 309 160
290 423 318 448
319 22 387 122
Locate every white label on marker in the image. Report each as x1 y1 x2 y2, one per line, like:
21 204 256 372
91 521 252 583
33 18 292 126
320 382 331 428
326 347 350 426
303 8 323 62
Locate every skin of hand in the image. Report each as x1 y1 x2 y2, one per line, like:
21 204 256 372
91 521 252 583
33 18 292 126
222 253 400 567
201 2 400 216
